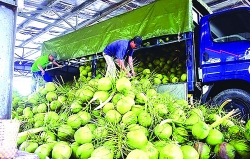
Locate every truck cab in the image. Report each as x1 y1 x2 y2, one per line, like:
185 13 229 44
198 7 250 120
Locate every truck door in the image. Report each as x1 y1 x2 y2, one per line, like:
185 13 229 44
199 8 250 83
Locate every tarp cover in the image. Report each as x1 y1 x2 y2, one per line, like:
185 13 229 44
41 0 195 60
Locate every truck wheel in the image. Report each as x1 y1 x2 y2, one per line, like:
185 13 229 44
212 89 250 121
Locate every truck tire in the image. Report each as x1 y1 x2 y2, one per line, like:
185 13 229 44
212 89 250 121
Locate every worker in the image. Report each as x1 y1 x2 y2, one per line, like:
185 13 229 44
31 52 62 92
103 36 143 77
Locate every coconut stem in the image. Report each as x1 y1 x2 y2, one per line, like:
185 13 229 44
18 127 45 138
160 119 174 125
94 92 115 110
74 76 77 84
60 75 65 85
88 97 97 106
218 99 232 113
210 109 235 128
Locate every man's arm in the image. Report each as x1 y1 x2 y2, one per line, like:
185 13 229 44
117 59 131 77
37 65 45 75
117 59 126 71
52 61 62 68
38 61 62 75
128 56 135 76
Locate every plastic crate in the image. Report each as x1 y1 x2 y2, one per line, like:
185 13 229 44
0 119 20 159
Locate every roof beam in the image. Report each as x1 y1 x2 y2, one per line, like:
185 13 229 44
211 1 243 12
60 0 134 35
87 0 133 27
13 71 32 77
19 0 97 47
15 46 41 50
14 58 34 63
71 0 96 13
18 12 69 30
207 0 243 8
52 10 76 30
23 1 85 16
23 50 41 58
16 0 60 32
14 53 23 58
15 46 41 59
206 0 229 6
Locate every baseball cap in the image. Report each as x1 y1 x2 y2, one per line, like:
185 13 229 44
50 52 58 60
133 36 143 48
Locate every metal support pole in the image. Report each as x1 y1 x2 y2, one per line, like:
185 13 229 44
0 1 17 119
92 55 97 78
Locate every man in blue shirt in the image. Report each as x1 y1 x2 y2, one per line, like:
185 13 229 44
103 36 142 77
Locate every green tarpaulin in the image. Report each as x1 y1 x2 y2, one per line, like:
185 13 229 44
41 0 201 60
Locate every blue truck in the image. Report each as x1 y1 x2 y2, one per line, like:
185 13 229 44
42 0 250 119
145 6 250 120
192 6 250 119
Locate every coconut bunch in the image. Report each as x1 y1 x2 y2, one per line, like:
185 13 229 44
133 41 187 84
11 71 250 159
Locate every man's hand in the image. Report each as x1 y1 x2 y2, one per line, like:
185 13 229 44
131 71 136 77
126 72 132 78
41 70 45 76
53 60 63 68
